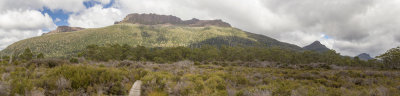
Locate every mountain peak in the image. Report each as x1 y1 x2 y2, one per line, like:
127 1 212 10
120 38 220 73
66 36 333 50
114 13 231 27
308 41 323 46
356 53 373 61
303 41 330 53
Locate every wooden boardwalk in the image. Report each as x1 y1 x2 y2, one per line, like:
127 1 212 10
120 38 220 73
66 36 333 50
128 80 142 96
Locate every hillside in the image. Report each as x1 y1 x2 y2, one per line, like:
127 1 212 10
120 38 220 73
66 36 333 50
0 23 302 57
303 41 330 53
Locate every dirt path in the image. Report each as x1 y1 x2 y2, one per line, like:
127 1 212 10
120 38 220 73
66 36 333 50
128 80 142 96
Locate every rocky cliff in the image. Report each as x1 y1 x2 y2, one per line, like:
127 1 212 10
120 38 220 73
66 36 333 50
115 13 231 27
44 26 84 35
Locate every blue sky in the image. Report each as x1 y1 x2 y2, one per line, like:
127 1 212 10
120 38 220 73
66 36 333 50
40 7 70 26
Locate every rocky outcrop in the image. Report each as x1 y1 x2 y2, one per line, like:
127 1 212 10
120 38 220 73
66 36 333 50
44 26 84 35
116 13 182 25
115 13 231 27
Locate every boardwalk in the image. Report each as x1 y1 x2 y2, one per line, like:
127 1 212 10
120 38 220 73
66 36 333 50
128 80 142 96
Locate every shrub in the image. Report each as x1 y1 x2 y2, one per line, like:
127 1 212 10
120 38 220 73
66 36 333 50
44 65 131 95
56 77 71 89
19 48 33 61
141 72 173 95
153 57 166 64
118 60 133 67
194 61 201 66
148 91 168 96
9 68 34 95
205 76 226 91
10 78 33 95
28 59 65 68
37 53 44 59
69 58 79 63
108 81 126 95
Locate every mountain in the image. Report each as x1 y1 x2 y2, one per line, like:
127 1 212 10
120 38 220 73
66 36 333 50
43 26 84 35
115 13 231 27
303 41 330 53
0 13 302 57
356 53 373 61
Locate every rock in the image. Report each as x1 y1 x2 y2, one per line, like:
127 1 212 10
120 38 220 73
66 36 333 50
115 13 231 27
43 26 84 35
129 80 142 96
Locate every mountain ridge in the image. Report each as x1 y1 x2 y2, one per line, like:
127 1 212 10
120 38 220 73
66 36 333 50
114 13 231 27
0 13 302 57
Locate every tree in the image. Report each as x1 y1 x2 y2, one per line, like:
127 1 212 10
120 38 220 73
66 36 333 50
37 53 44 59
20 48 33 60
321 50 340 65
377 47 400 68
353 57 361 66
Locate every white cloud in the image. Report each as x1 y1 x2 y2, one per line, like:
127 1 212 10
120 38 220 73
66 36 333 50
0 0 112 12
54 18 62 22
97 0 111 5
43 0 113 12
0 0 114 50
0 9 55 50
42 0 88 12
0 29 44 48
0 10 55 30
68 5 123 28
0 0 44 12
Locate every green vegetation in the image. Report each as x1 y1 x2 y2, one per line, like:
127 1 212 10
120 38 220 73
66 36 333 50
0 59 399 95
19 48 33 61
0 60 145 95
0 24 301 57
1 14 399 95
377 47 400 69
80 44 384 68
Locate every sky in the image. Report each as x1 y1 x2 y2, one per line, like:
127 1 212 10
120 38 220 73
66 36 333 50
0 0 399 57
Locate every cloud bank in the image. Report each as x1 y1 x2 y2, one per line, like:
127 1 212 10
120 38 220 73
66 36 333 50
0 10 55 49
0 0 109 51
68 5 122 28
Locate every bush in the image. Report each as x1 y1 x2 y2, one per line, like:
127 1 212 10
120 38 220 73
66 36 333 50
69 58 79 63
141 72 173 95
9 67 34 95
44 65 131 95
148 91 168 96
10 78 33 95
205 76 226 90
153 57 166 64
118 60 133 67
108 81 126 95
194 61 201 66
37 53 44 59
28 59 65 68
